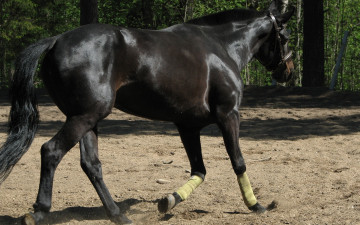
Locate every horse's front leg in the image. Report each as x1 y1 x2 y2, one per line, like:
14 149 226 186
158 125 206 213
216 109 266 213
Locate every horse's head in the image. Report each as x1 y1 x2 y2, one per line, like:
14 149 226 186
255 2 295 83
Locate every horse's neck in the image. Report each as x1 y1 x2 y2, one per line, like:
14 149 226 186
220 17 272 71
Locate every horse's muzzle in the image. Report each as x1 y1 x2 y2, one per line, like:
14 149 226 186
271 58 294 83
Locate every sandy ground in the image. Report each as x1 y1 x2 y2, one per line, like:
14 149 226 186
0 86 359 225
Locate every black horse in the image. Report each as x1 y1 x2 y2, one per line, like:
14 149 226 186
0 1 294 224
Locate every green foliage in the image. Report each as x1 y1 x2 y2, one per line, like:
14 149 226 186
0 0 80 87
98 0 130 26
1 0 43 51
1 0 360 90
324 0 360 90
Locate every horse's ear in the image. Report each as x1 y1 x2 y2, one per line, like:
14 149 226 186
277 7 295 24
268 1 278 14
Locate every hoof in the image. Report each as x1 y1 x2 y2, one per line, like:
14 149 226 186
110 214 132 225
158 194 176 213
22 211 47 225
22 213 36 225
249 203 267 213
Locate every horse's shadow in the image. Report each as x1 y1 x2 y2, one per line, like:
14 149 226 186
0 198 144 225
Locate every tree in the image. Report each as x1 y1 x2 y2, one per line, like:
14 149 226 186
184 0 195 22
80 0 98 25
302 0 324 87
295 0 302 86
2 0 360 90
0 0 43 88
141 0 154 29
275 0 288 12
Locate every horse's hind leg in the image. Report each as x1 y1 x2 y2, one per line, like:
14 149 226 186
22 114 101 225
216 109 266 213
79 126 131 224
158 125 206 213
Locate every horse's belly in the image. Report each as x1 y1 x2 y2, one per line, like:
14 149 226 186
114 82 211 123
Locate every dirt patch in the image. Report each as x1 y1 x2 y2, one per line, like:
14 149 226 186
0 86 359 224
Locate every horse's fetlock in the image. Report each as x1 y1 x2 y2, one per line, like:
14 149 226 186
192 171 206 181
235 165 247 175
33 202 51 213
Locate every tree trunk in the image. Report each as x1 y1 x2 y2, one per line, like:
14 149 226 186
0 0 5 88
302 0 324 87
80 0 99 25
141 0 154 29
272 0 288 86
295 0 302 86
0 42 5 88
184 0 194 22
276 0 288 13
287 0 301 87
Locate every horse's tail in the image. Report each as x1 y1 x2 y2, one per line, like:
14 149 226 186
0 36 58 185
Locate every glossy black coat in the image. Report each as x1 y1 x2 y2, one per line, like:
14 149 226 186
2 2 294 225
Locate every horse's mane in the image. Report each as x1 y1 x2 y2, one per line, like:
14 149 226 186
186 9 266 26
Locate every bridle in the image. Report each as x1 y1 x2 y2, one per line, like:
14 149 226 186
261 13 293 73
